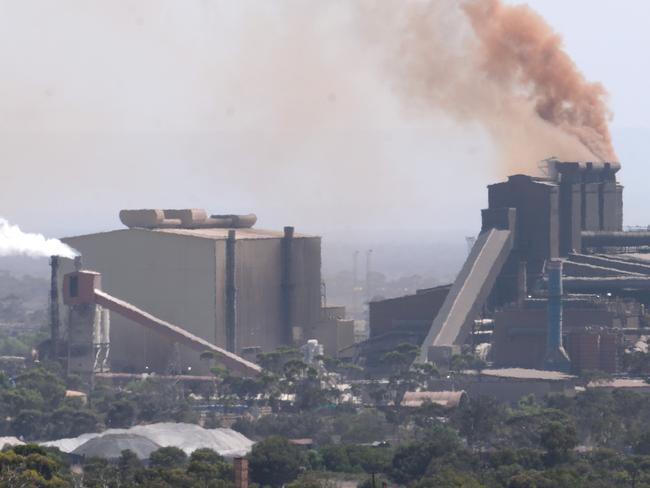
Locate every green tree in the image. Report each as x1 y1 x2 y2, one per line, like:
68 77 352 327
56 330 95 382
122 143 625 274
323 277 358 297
540 421 578 466
320 445 352 473
451 395 505 447
249 436 304 487
149 446 189 469
187 448 233 484
46 406 101 439
117 449 143 486
11 409 46 440
82 457 117 488
390 427 461 484
14 367 66 406
382 343 438 407
105 399 137 428
0 444 74 487
413 469 485 488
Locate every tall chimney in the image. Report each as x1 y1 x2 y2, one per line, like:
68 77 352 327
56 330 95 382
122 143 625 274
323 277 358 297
544 260 571 372
281 226 295 344
365 249 373 301
225 230 237 352
517 260 527 308
234 457 249 488
49 256 61 359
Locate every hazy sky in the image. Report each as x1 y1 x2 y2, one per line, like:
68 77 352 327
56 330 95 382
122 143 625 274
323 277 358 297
1 0 648 241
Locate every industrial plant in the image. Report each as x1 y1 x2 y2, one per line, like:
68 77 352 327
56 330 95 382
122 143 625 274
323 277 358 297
44 159 650 387
49 209 354 379
361 158 650 379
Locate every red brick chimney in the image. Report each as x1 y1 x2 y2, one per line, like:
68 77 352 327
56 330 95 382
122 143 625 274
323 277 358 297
234 457 249 488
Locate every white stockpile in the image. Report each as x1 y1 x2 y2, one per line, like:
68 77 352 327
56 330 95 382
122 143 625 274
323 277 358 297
41 422 254 459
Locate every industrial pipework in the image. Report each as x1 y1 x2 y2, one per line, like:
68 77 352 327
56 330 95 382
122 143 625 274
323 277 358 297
119 209 257 229
543 260 571 372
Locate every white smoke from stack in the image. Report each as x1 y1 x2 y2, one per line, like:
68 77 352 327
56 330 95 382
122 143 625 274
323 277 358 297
0 218 78 259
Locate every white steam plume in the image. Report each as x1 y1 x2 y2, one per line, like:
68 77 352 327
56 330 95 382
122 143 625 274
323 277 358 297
0 218 78 259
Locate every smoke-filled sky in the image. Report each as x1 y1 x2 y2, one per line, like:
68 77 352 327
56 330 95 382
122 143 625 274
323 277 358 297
1 0 649 241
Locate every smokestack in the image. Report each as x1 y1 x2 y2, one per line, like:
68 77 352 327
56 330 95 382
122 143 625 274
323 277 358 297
225 230 237 352
544 260 571 372
281 226 295 344
517 260 527 308
49 256 61 359
234 457 249 488
365 249 373 301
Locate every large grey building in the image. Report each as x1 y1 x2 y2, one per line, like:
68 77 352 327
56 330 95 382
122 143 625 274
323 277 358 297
61 210 322 373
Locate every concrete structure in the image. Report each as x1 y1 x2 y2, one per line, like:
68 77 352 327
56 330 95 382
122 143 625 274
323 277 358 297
59 210 322 374
490 301 621 373
353 285 449 369
420 209 515 363
308 306 355 358
457 368 577 402
370 286 451 340
410 158 650 373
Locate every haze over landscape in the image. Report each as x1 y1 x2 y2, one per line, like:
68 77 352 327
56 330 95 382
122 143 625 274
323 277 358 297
1 0 649 280
5 3 650 487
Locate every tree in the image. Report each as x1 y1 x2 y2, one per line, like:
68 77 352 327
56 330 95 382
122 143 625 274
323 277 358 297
149 446 189 469
47 406 101 439
451 395 505 447
286 473 336 488
540 421 578 466
413 469 485 488
11 409 46 440
187 448 232 484
320 445 352 473
117 449 143 485
13 367 66 407
82 457 117 488
390 427 461 484
257 347 302 375
105 399 137 428
635 430 650 455
0 444 74 487
381 343 439 408
249 436 304 487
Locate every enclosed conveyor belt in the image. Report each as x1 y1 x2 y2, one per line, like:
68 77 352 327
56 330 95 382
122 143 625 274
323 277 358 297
419 227 514 362
93 290 261 376
569 253 650 275
582 231 650 248
562 276 650 293
62 269 261 376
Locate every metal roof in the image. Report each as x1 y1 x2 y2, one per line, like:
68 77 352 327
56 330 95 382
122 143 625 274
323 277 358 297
153 227 314 240
65 227 316 242
401 390 467 408
464 367 575 381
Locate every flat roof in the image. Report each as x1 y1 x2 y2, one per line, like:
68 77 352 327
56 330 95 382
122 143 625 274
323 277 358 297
152 227 315 240
463 367 575 381
65 227 317 242
587 378 650 389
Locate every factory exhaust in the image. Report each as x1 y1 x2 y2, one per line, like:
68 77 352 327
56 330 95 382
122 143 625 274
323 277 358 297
0 217 78 259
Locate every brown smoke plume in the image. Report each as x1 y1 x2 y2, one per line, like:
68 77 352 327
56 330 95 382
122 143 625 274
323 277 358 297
463 0 616 162
0 0 619 235
363 0 617 172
